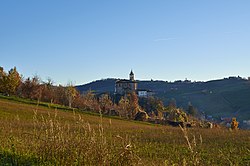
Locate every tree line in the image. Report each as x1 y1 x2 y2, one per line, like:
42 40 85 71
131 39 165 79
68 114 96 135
0 66 193 123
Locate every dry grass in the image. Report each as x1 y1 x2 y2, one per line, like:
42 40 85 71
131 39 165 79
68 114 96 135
0 98 250 165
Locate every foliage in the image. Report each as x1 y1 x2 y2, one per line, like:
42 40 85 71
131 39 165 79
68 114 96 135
167 108 188 122
139 96 165 120
66 83 78 108
19 76 41 99
118 96 130 118
99 93 113 115
76 78 250 124
231 117 239 130
0 67 21 95
127 92 141 119
117 92 142 119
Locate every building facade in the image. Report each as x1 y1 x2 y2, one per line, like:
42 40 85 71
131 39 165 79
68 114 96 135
115 70 138 95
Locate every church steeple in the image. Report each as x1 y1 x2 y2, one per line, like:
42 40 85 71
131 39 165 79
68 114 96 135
129 70 135 81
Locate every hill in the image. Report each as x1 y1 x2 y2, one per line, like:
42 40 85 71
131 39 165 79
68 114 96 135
76 77 250 125
0 96 250 165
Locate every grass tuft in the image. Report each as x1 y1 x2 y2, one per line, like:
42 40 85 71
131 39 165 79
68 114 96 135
0 97 250 165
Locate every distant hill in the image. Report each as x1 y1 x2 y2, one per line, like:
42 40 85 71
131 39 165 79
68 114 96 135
76 78 116 94
76 77 250 124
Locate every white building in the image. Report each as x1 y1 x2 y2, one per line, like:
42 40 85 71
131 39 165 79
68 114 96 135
115 70 137 95
137 89 154 98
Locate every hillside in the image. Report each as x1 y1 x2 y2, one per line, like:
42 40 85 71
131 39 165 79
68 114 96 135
76 77 250 124
0 97 250 165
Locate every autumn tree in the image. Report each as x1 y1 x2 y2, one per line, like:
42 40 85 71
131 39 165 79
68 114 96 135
54 85 68 105
140 96 165 120
117 92 141 119
127 92 140 119
0 67 22 95
78 91 100 112
99 94 113 115
30 76 43 102
66 84 78 108
231 117 239 130
20 76 41 99
0 67 7 93
0 67 4 76
20 77 32 98
40 78 55 103
8 67 22 95
167 108 188 122
118 96 130 118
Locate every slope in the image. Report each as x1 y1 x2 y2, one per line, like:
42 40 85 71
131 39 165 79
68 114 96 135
0 96 250 165
76 77 250 122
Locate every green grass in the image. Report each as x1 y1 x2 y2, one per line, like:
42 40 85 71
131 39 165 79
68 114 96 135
0 97 250 165
0 94 72 111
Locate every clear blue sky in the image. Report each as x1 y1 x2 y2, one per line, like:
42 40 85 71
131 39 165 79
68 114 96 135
1 0 250 85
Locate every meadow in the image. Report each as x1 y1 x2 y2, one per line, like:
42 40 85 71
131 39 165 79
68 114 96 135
0 97 249 165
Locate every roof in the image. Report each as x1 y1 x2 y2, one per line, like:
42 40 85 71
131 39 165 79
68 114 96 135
116 79 137 84
137 89 153 92
130 70 134 75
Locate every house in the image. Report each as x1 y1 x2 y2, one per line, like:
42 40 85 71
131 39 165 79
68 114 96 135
137 89 154 98
115 70 138 95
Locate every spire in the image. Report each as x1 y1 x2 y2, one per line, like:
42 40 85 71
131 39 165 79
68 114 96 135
130 70 134 76
129 70 135 81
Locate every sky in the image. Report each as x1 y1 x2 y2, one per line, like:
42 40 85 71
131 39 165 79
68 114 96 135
1 0 250 85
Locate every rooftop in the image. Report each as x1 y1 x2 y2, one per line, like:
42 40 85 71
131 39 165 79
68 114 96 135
116 79 137 84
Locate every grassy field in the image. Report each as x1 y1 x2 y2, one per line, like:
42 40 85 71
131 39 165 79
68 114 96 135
0 97 250 165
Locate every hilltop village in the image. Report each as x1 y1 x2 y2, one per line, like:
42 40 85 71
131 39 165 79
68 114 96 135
77 71 250 129
115 70 153 98
111 71 220 127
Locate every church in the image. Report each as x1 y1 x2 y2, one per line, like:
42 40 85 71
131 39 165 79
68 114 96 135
115 70 137 95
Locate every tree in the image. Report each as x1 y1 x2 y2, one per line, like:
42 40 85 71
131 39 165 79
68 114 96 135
66 84 77 108
186 102 198 117
168 108 188 122
81 91 100 112
127 92 140 119
141 96 165 120
20 76 41 99
5 67 22 95
99 94 113 115
30 75 42 101
0 67 7 93
134 110 149 121
117 92 141 119
118 96 130 118
54 85 68 106
231 117 239 130
40 78 55 103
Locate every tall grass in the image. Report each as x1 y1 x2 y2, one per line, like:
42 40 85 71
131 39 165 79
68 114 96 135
0 98 250 165
0 109 141 165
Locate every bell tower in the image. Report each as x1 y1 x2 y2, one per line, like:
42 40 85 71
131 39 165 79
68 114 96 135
129 70 135 81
